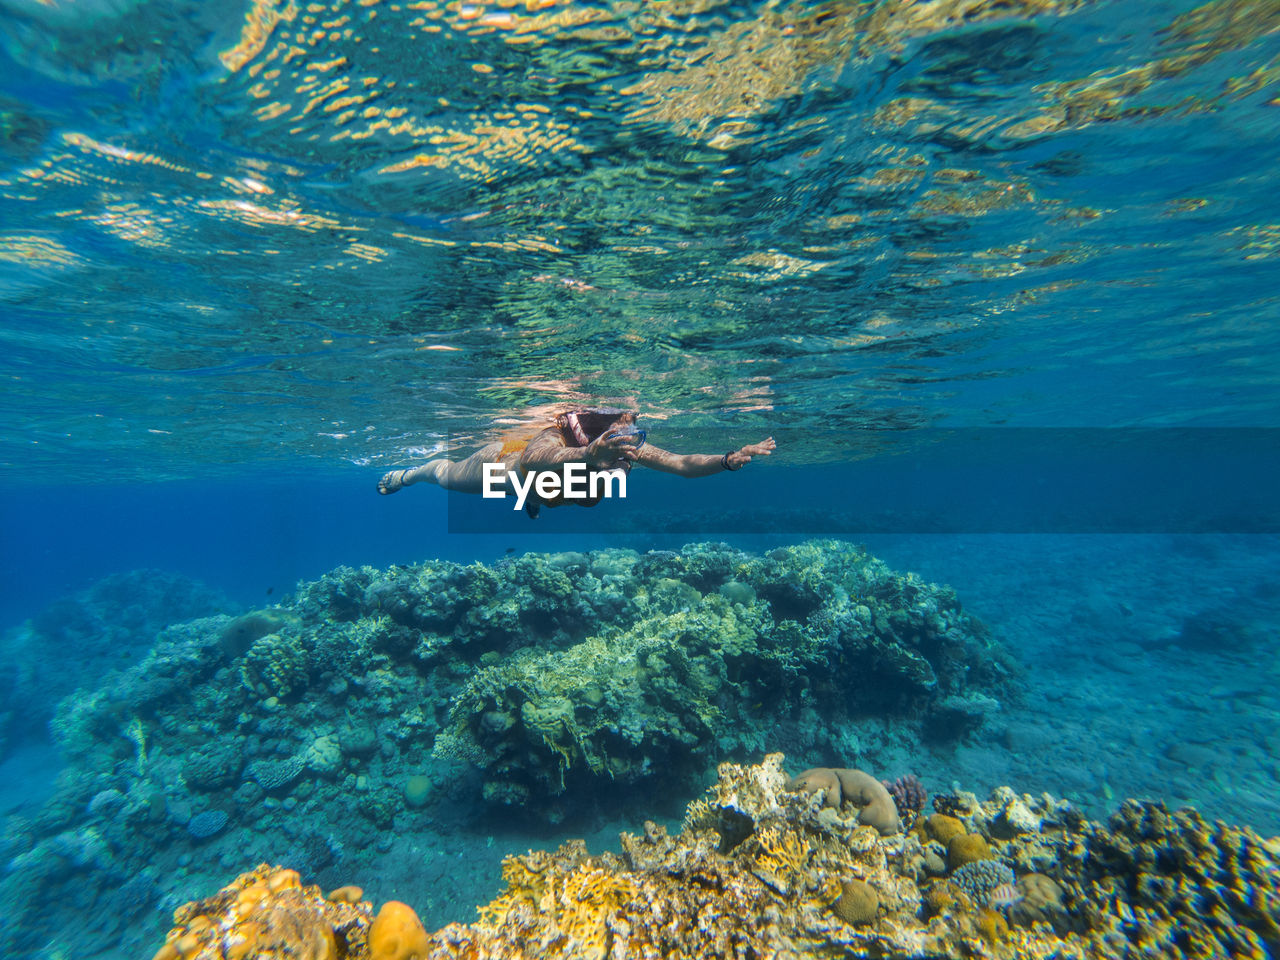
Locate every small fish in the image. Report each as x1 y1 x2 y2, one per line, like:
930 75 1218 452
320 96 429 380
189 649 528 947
505 547 515 554
265 586 274 595
988 883 1023 910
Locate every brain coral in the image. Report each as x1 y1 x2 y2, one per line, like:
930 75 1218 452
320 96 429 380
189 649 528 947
947 832 992 870
832 878 879 924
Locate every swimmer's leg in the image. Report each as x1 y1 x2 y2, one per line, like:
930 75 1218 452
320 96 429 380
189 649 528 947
378 443 507 496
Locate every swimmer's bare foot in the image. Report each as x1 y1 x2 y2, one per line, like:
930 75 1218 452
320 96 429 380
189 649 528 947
378 468 410 495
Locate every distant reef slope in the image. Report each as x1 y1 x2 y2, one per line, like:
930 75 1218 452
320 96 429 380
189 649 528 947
152 754 1280 960
0 569 234 759
1 540 1015 957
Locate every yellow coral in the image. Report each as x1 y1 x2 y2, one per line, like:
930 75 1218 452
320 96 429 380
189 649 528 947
947 832 992 870
975 907 1009 943
157 864 362 960
681 797 714 833
927 813 966 845
923 881 957 917
477 858 638 960
556 866 640 958
752 824 816 895
368 901 429 960
476 855 550 925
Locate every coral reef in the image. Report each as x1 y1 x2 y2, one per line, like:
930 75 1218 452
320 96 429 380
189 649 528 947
0 570 233 759
150 754 1280 960
0 541 1012 956
368 900 429 960
430 540 1012 806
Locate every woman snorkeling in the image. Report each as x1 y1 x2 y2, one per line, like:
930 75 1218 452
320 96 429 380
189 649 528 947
377 409 775 518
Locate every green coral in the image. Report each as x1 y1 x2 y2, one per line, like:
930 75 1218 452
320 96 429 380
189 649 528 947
510 556 574 603
432 540 1010 805
436 595 799 800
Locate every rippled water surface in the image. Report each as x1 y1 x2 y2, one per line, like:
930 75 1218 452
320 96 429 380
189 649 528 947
2 0 1278 477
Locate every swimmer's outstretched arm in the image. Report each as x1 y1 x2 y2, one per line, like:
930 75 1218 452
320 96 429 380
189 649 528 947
637 437 775 477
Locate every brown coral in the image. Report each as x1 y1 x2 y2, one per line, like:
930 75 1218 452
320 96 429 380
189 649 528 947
1009 873 1066 929
786 767 901 834
831 878 879 925
947 832 992 871
926 813 967 846
974 907 1009 943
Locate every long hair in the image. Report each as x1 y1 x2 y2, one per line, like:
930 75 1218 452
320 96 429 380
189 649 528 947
556 408 633 447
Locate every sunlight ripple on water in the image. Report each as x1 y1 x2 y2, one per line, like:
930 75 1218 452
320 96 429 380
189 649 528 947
1 0 1278 476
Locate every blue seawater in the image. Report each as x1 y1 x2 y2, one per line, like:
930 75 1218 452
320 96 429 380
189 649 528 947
1 0 1278 957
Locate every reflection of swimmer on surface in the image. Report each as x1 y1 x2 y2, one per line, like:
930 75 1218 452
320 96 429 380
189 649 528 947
377 409 775 518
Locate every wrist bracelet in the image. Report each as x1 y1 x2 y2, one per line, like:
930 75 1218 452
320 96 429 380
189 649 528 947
722 452 737 471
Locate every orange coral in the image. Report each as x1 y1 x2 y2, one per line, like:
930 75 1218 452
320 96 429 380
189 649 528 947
153 864 369 960
368 901 430 960
327 885 365 904
475 853 553 924
752 823 817 895
146 756 1280 960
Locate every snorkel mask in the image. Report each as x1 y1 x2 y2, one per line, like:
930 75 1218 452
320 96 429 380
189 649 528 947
561 409 640 448
604 423 646 449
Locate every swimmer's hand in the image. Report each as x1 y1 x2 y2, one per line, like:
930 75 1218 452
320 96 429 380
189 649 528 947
726 437 776 470
584 432 640 467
